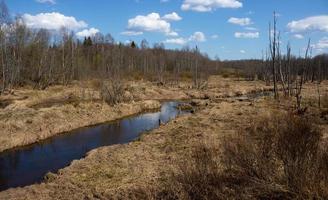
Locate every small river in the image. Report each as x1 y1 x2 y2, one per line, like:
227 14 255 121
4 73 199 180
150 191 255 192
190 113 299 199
0 101 189 191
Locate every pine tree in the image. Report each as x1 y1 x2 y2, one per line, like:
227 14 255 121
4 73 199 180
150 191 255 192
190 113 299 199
130 41 136 48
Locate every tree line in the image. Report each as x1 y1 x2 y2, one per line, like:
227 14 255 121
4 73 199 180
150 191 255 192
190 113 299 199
0 1 327 96
0 1 215 93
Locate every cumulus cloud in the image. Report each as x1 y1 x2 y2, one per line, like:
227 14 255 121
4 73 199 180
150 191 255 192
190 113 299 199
164 31 206 45
22 12 87 30
228 17 252 26
240 50 246 54
287 15 328 33
126 12 178 36
162 12 182 21
234 32 259 38
293 34 304 39
189 31 206 42
312 37 328 50
76 28 100 37
181 0 242 12
36 0 56 4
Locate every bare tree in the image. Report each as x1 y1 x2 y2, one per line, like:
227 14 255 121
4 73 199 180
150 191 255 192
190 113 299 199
269 11 278 99
0 0 10 93
295 39 311 113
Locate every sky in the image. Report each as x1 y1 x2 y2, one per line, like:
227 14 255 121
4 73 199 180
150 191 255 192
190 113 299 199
6 0 328 60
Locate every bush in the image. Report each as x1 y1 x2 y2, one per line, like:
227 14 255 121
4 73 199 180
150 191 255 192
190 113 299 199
222 113 327 199
132 112 328 199
100 79 125 105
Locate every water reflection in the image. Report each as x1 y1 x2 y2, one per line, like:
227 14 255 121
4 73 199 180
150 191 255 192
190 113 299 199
0 101 188 191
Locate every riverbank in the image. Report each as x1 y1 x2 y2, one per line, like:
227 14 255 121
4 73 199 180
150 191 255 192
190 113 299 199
0 80 188 153
0 77 270 153
1 76 326 199
0 96 266 199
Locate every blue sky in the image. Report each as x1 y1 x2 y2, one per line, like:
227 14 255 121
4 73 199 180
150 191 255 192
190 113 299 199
6 0 328 60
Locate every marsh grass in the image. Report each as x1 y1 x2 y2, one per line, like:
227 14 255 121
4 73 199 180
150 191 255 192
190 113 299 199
131 112 328 199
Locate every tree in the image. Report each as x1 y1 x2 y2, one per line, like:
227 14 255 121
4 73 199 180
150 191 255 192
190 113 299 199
105 33 115 44
193 46 199 88
83 36 93 47
130 41 136 48
269 11 278 99
140 39 149 49
0 0 10 93
0 0 10 25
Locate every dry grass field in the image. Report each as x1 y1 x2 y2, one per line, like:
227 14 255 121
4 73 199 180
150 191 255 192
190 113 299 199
0 76 327 199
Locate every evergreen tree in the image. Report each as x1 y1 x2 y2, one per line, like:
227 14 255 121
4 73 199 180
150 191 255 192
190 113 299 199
130 41 136 48
83 36 93 47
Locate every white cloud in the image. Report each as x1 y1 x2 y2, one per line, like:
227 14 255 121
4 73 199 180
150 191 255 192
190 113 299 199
293 34 304 39
234 32 259 39
167 31 179 37
76 28 100 37
228 17 252 26
164 31 206 45
240 50 246 54
287 15 328 33
164 37 187 45
189 31 206 42
181 0 242 12
121 31 143 36
127 12 178 36
124 40 132 45
211 34 219 39
162 12 182 21
36 0 56 4
313 37 328 50
22 12 87 30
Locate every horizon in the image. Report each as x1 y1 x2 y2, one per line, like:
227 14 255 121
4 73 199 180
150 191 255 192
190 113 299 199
6 0 328 60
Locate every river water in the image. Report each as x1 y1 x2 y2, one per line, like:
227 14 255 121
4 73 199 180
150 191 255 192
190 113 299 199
0 101 189 191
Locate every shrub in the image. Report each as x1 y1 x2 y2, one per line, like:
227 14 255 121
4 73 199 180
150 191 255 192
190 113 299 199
133 112 328 199
222 113 328 199
100 79 125 105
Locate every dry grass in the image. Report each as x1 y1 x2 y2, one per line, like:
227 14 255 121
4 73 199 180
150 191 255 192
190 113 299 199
221 113 328 199
133 112 328 200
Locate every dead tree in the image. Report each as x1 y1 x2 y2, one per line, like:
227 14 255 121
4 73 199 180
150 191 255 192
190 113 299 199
269 12 278 99
286 42 292 96
277 32 287 96
295 39 311 113
193 46 199 88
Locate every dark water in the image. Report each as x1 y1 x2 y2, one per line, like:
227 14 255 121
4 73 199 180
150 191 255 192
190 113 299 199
0 101 188 191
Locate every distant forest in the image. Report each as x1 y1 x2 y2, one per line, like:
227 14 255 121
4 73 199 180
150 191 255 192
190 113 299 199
0 1 327 93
